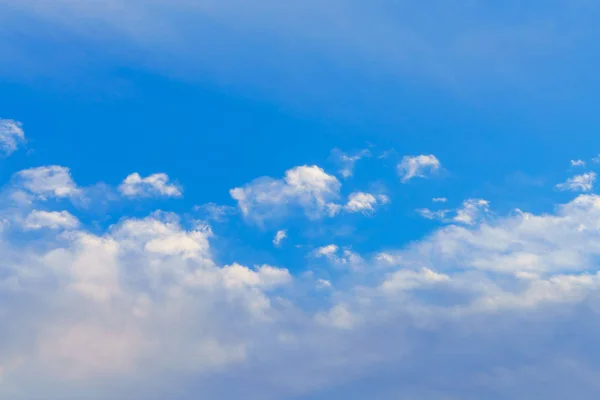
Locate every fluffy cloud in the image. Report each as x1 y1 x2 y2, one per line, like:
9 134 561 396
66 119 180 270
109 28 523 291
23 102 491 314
344 192 389 215
23 210 80 230
0 119 25 156
230 165 341 224
14 165 80 199
8 165 600 398
397 154 441 182
119 173 182 198
556 172 596 192
571 159 585 167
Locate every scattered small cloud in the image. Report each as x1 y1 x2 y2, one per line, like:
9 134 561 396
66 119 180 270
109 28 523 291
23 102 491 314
273 229 287 247
330 148 371 179
417 198 489 225
0 119 26 156
230 165 341 224
556 172 596 192
398 154 441 182
316 278 332 289
313 244 362 266
344 192 389 215
571 159 586 167
119 173 182 198
195 203 237 222
432 197 447 203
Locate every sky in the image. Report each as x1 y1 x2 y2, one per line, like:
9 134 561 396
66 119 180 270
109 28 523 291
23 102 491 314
2 1 600 399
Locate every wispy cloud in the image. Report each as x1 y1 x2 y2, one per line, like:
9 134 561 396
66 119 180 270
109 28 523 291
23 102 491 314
398 154 441 182
330 148 371 179
0 119 25 156
556 172 596 192
273 229 287 247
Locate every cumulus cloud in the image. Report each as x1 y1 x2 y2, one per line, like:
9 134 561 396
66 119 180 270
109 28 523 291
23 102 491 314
344 192 389 215
571 159 585 167
23 210 79 230
119 172 182 198
330 148 371 178
230 165 341 224
432 197 447 203
0 119 25 156
556 172 596 192
8 165 600 399
397 154 441 182
273 229 287 247
14 165 80 199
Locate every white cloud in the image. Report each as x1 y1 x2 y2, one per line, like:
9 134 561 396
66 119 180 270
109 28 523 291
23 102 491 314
0 119 25 156
556 172 596 192
195 202 237 222
230 165 341 223
316 278 332 289
222 263 291 290
417 198 489 225
8 166 600 399
330 148 371 178
397 154 441 182
344 192 389 215
432 197 447 203
14 165 80 199
24 210 79 230
416 208 448 220
119 173 182 198
453 198 490 225
273 229 287 247
380 267 450 292
571 159 585 167
313 244 362 267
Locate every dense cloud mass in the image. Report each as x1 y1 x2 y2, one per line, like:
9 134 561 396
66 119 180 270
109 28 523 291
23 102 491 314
2 150 600 399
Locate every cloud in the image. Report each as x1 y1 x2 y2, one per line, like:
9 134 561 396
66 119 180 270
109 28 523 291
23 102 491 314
556 172 596 192
344 192 389 215
195 202 237 222
23 210 79 230
273 229 287 247
14 165 80 199
7 168 600 398
380 267 450 292
230 165 341 224
316 278 332 289
119 173 182 198
571 159 586 167
453 198 490 225
417 198 489 225
0 119 25 156
330 148 371 179
432 197 447 203
313 244 362 267
398 154 441 182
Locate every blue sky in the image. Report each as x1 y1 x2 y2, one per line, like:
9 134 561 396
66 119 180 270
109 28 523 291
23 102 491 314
2 1 600 399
